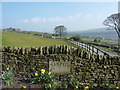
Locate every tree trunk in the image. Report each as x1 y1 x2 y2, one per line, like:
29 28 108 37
118 37 120 54
60 35 61 39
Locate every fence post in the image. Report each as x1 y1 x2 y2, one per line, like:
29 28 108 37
89 45 91 51
84 43 86 49
92 46 94 54
86 43 88 50
88 44 90 52
87 44 88 51
96 48 99 55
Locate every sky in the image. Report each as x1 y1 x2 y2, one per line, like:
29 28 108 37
1 0 119 2
2 2 118 33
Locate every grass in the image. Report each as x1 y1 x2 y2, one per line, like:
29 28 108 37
80 36 118 47
2 31 76 47
3 31 118 55
0 30 2 46
94 45 120 56
82 37 117 44
79 36 119 55
80 37 94 42
24 31 52 35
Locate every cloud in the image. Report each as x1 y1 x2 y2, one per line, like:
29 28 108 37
22 13 82 23
47 17 64 22
23 19 29 23
85 14 91 19
31 17 46 23
67 13 82 20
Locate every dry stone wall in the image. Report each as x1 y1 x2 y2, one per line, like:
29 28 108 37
1 45 120 86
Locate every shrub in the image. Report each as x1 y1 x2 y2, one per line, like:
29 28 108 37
70 36 82 41
93 38 101 42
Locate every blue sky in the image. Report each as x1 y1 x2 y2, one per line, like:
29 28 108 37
2 2 118 33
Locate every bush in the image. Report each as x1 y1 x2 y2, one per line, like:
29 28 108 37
70 36 82 41
93 38 101 42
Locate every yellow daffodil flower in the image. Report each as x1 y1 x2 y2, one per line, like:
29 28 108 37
116 87 119 89
35 73 38 76
6 68 9 70
75 86 78 88
40 69 45 74
22 86 27 88
79 82 84 85
48 72 51 75
84 86 89 90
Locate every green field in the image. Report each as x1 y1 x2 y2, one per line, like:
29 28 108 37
0 30 2 46
2 31 118 55
94 45 120 55
80 36 118 47
2 31 75 47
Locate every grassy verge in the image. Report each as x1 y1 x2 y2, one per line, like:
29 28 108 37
94 45 120 56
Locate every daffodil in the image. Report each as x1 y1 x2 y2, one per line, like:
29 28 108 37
35 73 38 76
48 72 51 75
6 68 9 70
40 69 45 74
79 82 84 85
116 87 119 89
84 86 89 90
22 86 27 88
75 86 78 88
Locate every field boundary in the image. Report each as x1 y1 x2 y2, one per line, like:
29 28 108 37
69 40 120 57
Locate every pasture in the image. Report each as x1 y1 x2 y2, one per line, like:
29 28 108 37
2 31 75 47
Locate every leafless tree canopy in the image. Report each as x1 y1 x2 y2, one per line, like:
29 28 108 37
103 13 120 38
54 25 67 39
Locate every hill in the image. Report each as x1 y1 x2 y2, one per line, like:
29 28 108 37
2 31 75 47
68 28 118 40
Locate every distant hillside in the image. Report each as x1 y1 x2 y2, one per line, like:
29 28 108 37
68 28 118 40
2 31 74 47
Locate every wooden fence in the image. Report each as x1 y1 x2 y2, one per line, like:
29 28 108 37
69 40 119 56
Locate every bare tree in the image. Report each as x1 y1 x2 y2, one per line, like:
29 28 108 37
103 13 120 53
54 25 67 39
103 13 120 38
